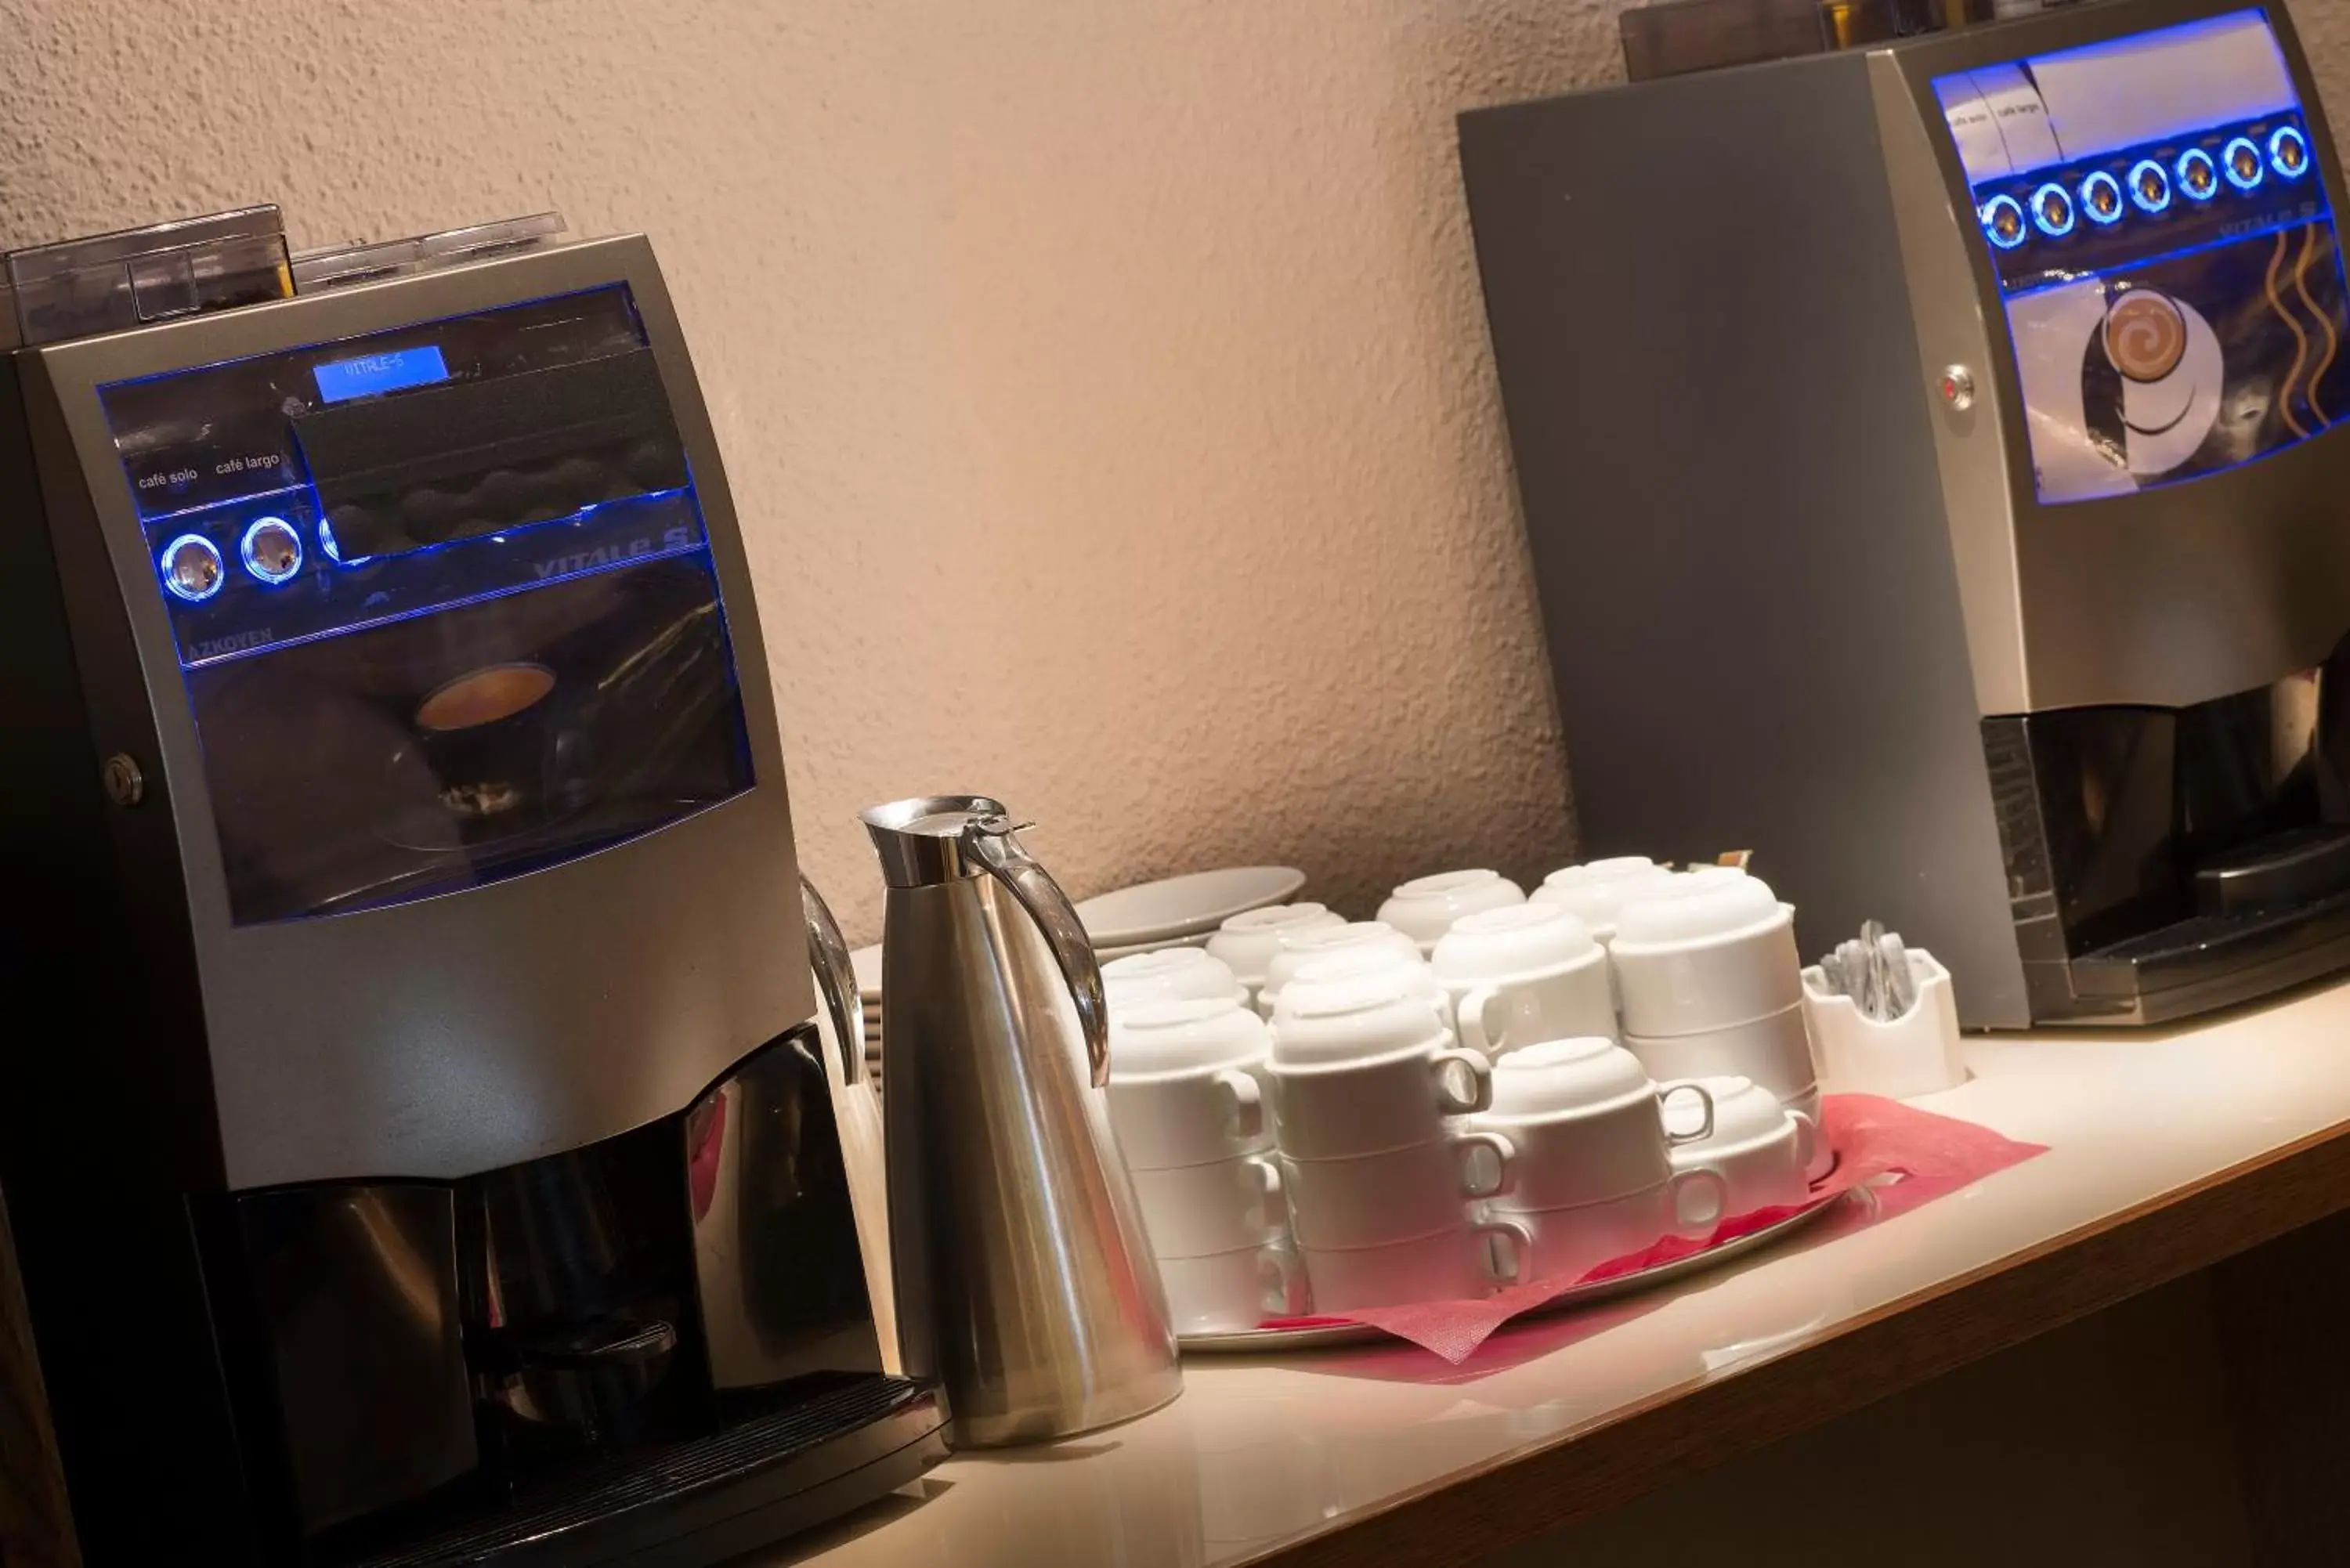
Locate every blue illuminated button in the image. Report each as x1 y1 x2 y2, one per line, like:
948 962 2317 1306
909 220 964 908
2270 125 2311 180
2030 182 2076 238
2177 148 2219 202
2128 159 2173 214
240 516 303 585
159 533 224 602
1981 193 2029 250
2080 171 2124 226
2223 136 2265 191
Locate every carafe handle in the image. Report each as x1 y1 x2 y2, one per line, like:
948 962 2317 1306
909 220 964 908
960 815 1110 1087
798 875 866 1089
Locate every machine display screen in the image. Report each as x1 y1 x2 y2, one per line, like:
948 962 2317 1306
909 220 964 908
313 344 450 403
97 285 757 925
1935 10 2348 504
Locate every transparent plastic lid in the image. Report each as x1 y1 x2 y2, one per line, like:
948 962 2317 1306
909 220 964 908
291 214 567 293
1617 0 2082 81
5 205 291 347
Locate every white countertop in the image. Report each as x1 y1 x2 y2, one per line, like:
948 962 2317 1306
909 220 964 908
765 979 2350 1568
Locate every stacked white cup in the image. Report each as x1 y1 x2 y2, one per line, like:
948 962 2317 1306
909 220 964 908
1267 970 1530 1311
1378 869 1526 954
1529 857 1679 944
1430 903 1616 1060
1256 921 1424 1021
1106 999 1304 1333
1104 946 1251 1012
1611 873 1828 1177
1277 945 1452 1035
1206 902 1344 1008
1468 1039 1726 1284
1663 1075 1817 1216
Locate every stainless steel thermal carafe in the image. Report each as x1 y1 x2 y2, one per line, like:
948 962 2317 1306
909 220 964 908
861 796 1181 1447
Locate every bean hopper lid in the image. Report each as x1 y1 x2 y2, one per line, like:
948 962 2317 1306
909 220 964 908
2 204 293 349
291 214 566 293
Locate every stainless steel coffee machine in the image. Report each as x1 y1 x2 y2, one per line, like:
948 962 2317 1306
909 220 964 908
0 210 942 1564
1462 0 2350 1027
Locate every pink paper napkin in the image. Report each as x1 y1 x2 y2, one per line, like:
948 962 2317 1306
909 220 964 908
1257 1093 2047 1363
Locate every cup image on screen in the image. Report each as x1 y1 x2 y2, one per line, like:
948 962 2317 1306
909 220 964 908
415 661 559 819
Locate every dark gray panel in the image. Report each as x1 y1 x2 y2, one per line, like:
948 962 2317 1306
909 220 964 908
1460 52 2030 1025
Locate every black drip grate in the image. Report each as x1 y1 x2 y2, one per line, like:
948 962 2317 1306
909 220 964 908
353 1376 929 1568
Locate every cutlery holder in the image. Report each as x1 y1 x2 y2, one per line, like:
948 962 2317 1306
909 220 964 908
1801 948 1963 1100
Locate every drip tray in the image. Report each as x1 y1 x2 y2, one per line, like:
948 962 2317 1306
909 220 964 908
347 1375 942 1568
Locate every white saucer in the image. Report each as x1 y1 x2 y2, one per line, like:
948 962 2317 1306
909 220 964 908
1074 866 1307 948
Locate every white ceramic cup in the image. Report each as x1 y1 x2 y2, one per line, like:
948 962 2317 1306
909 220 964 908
1206 902 1345 997
1783 1082 1831 1180
1130 1153 1289 1257
1278 945 1452 1032
1625 1003 1820 1103
1507 1175 1726 1285
1159 1241 1308 1334
1104 946 1249 1013
1529 857 1679 943
1108 999 1275 1169
1268 973 1492 1161
1469 1038 1718 1211
1298 1218 1532 1312
1279 1129 1517 1250
1663 1075 1813 1216
1432 903 1616 1059
1258 922 1423 1018
1609 873 1805 1038
1378 869 1528 953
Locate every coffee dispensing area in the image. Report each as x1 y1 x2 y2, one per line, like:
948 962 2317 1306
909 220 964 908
17 0 2350 1565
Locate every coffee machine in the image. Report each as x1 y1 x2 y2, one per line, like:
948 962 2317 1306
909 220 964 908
1461 0 2350 1027
0 209 943 1564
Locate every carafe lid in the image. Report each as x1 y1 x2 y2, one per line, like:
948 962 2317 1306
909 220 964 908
861 794 1015 887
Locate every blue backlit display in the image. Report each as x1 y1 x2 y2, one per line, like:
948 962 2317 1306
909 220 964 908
1933 9 2348 509
313 345 450 403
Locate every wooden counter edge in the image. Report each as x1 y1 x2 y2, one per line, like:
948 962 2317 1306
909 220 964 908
1237 1114 2350 1568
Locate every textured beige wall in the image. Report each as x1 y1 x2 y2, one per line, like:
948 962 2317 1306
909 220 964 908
2 2 2345 942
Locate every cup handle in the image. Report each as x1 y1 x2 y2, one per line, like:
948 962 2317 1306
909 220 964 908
1430 1048 1494 1115
1785 1106 1820 1181
1259 1241 1309 1319
1449 1129 1519 1201
1245 1155 1288 1231
1666 1167 1729 1239
1473 1216 1535 1286
1658 1080 1716 1145
960 814 1109 1087
1453 985 1501 1059
1217 1068 1265 1143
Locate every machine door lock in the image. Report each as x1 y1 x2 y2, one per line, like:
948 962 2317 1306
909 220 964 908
1936 365 1976 414
101 753 146 807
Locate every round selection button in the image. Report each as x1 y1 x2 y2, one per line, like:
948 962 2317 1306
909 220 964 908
240 516 304 584
2270 125 2310 180
2223 136 2265 192
2177 148 2219 202
159 533 225 603
1981 193 2029 251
